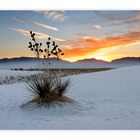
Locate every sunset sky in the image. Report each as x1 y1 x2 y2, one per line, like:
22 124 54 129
0 11 140 62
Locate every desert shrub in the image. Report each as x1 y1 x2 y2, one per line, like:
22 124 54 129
21 74 76 109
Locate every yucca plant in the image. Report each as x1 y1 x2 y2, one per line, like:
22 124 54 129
21 74 75 109
22 30 75 109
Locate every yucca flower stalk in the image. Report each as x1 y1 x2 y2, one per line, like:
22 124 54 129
43 37 65 75
28 31 64 60
28 31 43 59
44 37 64 60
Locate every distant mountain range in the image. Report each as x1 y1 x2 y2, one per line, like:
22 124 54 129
0 57 140 69
76 57 140 63
1 56 140 63
0 57 69 63
76 58 107 63
111 57 140 63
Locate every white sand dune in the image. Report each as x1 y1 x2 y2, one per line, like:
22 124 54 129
0 66 140 129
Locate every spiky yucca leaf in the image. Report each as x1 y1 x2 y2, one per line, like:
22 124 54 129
27 74 54 98
54 78 71 97
21 74 75 109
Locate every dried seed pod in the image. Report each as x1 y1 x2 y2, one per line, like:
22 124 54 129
53 52 57 55
35 49 38 52
39 49 43 53
35 43 39 46
52 41 55 46
58 48 61 52
61 53 64 55
31 34 34 38
46 42 50 45
28 46 30 48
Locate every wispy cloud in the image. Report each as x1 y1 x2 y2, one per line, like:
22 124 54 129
10 28 65 42
123 12 140 25
12 16 58 31
93 24 102 30
32 21 58 31
10 28 30 37
94 11 132 21
38 11 68 22
94 11 140 27
12 16 27 24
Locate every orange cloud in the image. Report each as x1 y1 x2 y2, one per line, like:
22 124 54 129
62 31 140 61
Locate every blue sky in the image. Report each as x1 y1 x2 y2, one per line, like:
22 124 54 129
0 11 140 61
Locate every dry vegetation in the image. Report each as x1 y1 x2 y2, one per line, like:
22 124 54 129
21 74 77 109
12 67 113 76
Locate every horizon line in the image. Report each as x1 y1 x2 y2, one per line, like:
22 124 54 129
0 56 140 63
